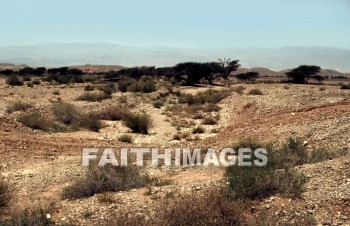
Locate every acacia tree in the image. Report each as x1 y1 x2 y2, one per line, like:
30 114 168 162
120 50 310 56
218 58 240 79
286 65 321 84
235 72 259 81
173 62 224 85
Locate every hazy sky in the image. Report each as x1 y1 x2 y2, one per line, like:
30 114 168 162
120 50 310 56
0 0 349 49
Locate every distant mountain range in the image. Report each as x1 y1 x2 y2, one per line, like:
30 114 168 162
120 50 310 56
0 43 349 72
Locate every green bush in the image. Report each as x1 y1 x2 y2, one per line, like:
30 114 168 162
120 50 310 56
118 134 133 143
118 79 135 92
153 99 165 108
6 101 33 113
62 164 152 199
6 75 23 86
225 138 308 200
76 92 111 102
123 113 152 134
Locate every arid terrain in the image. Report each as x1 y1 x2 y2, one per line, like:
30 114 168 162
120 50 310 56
0 70 349 225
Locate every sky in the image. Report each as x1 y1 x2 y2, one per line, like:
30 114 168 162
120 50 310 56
0 0 349 49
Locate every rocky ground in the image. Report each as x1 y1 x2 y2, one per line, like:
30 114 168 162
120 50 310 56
0 78 349 225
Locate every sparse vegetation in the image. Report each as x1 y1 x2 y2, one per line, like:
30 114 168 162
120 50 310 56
108 188 242 226
178 89 230 105
0 207 52 226
308 148 349 164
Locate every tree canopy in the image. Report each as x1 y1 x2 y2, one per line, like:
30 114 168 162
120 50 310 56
286 65 321 84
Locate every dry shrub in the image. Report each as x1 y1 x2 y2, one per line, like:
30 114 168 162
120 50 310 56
79 112 102 132
192 126 205 134
18 112 51 132
248 88 263 95
123 113 153 134
0 175 12 209
202 117 217 125
97 192 119 204
6 101 33 113
62 164 152 200
84 84 95 91
118 134 133 143
0 207 53 226
231 85 246 94
76 92 111 102
178 89 231 105
52 102 102 132
226 138 308 200
99 106 130 121
52 102 80 125
153 99 165 108
98 83 116 95
107 188 243 226
157 189 241 226
6 75 23 86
